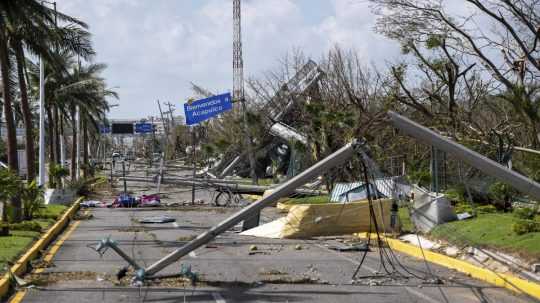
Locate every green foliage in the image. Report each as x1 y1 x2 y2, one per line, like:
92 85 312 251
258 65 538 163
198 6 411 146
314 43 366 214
21 181 44 220
476 205 497 214
35 205 67 220
454 202 474 214
425 35 443 49
431 213 540 258
282 195 331 205
398 207 414 233
0 169 21 202
48 164 69 189
67 177 98 196
408 168 431 188
512 221 540 235
512 207 540 235
0 169 21 234
514 207 537 220
0 230 40 273
7 220 42 232
445 186 466 203
488 182 518 209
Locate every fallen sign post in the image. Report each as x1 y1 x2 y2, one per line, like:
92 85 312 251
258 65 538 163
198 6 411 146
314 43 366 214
93 139 365 281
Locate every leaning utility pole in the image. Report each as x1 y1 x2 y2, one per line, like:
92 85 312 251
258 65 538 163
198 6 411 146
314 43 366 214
233 0 257 184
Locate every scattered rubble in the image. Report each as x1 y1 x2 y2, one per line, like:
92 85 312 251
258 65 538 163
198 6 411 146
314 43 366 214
73 212 94 220
444 246 460 257
177 235 196 242
259 268 288 276
138 215 176 224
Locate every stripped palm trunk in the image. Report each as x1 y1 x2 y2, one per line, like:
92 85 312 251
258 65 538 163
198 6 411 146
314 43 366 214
0 29 21 222
82 116 88 177
14 40 36 181
70 106 77 180
47 106 56 165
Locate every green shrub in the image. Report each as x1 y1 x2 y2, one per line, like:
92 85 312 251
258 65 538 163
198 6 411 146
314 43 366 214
445 186 466 203
408 169 431 188
489 182 517 210
48 164 69 189
35 205 66 220
454 202 473 214
8 220 42 232
0 169 21 234
67 177 96 196
476 205 498 214
514 207 537 220
512 207 540 235
512 221 540 235
21 181 44 220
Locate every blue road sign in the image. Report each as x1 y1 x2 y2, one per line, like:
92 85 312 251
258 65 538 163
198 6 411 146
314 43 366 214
135 122 154 133
99 125 111 134
184 92 233 125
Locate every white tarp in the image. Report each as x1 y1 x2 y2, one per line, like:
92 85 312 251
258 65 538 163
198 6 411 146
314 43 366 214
240 217 287 239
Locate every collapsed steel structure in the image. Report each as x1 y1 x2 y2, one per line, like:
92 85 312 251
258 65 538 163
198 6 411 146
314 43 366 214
214 59 323 178
93 111 540 283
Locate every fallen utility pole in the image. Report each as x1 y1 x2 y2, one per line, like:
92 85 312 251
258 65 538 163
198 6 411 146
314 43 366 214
388 111 540 200
121 175 326 196
96 140 363 281
219 155 242 177
144 139 363 277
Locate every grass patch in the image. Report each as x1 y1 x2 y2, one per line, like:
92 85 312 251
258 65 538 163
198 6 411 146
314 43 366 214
280 195 331 205
0 204 67 273
36 204 67 220
431 213 540 260
0 230 40 272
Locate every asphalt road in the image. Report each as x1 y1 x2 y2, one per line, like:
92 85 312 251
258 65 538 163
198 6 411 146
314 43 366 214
12 168 538 303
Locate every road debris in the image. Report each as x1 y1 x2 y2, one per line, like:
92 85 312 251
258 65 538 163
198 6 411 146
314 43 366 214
327 243 369 252
139 215 176 224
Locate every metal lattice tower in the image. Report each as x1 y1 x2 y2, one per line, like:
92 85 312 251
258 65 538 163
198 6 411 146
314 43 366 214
233 0 258 184
233 0 244 102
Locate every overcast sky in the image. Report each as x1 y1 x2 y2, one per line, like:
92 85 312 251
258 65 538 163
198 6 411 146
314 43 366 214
58 0 401 119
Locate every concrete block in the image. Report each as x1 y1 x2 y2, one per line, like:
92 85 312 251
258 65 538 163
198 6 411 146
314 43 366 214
445 246 460 257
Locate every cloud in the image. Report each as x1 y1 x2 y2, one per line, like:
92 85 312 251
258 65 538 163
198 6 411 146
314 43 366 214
56 0 399 119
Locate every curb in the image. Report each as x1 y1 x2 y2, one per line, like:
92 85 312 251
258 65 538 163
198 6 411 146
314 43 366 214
355 232 540 300
0 197 83 300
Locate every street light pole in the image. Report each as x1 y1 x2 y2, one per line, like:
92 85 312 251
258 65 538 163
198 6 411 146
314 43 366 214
38 56 46 186
38 0 57 186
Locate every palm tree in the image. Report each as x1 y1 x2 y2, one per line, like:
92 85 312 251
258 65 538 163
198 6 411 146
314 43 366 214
1 0 93 221
57 63 116 179
15 14 93 178
29 59 116 179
